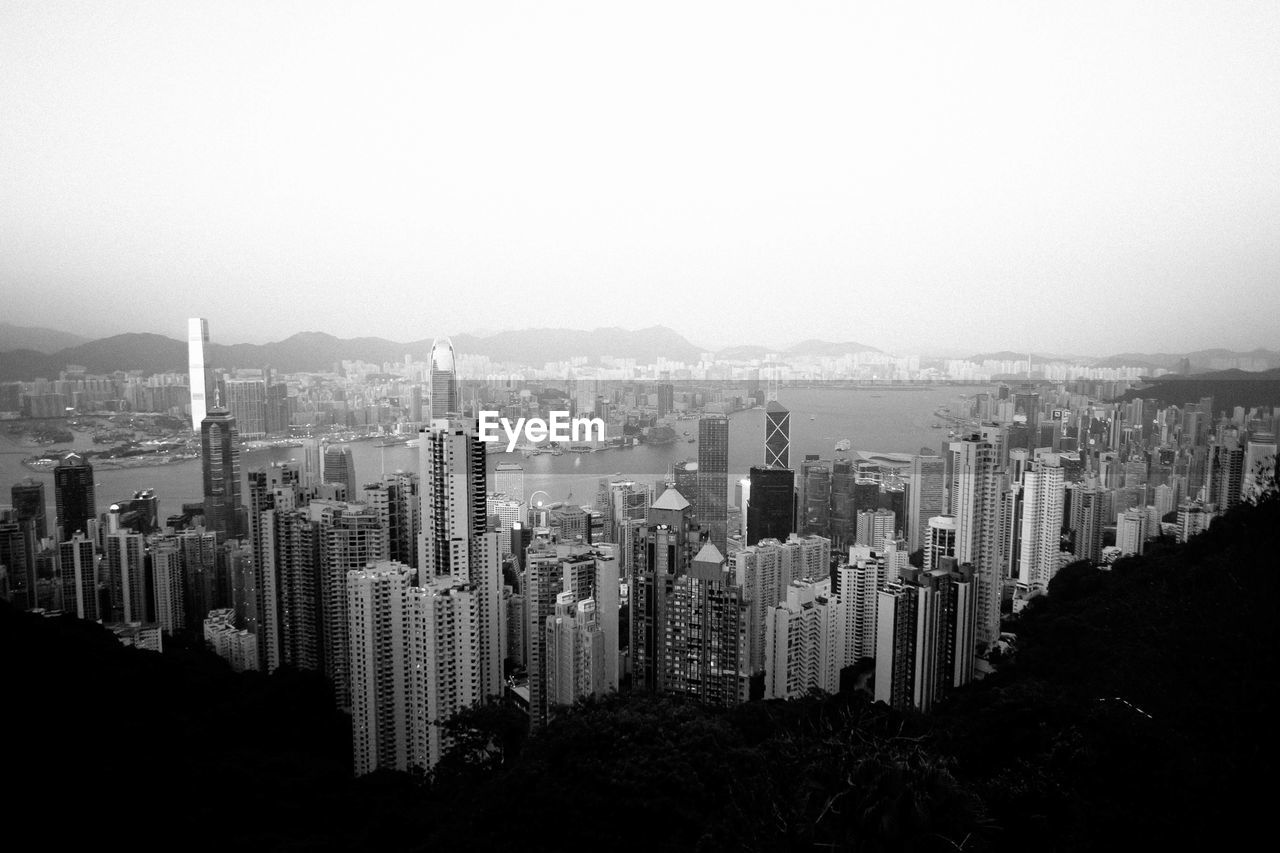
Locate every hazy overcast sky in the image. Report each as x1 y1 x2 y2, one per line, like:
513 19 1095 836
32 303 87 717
3 1 1278 356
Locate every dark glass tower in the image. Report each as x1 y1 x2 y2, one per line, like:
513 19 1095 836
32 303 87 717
429 337 459 420
11 478 47 541
322 445 356 495
54 452 96 542
801 457 831 538
765 401 790 468
201 403 243 539
746 466 795 545
696 415 729 552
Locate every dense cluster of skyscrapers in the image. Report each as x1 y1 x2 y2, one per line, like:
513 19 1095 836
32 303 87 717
2 319 1277 777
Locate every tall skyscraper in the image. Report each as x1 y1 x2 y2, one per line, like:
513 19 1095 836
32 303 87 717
1070 483 1108 563
429 337 459 419
734 534 831 677
874 582 916 708
494 462 525 501
248 461 305 670
315 501 388 711
545 593 608 710
265 381 290 435
764 576 839 699
1014 385 1041 450
485 494 526 557
696 415 729 553
104 531 147 623
948 435 1004 650
745 466 795 546
664 542 747 706
525 540 621 727
855 508 896 551
1 510 37 609
631 488 703 692
188 317 214 431
1206 438 1244 512
201 401 243 539
11 478 47 541
418 417 503 700
177 528 220 630
1018 461 1065 591
598 479 651 546
800 457 831 538
1116 507 1149 556
224 378 268 438
765 401 790 468
58 533 97 620
361 472 420 569
924 515 957 572
54 452 96 542
908 454 946 552
631 489 746 705
152 537 185 635
836 550 886 665
410 577 480 771
828 459 857 550
322 445 356 495
348 560 415 776
874 562 979 713
301 438 325 488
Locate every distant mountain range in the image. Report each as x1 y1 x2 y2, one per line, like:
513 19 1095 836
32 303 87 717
0 326 710 380
0 321 1275 381
0 322 89 354
967 348 1280 373
0 325 892 380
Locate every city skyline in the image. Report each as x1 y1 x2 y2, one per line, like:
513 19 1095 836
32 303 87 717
4 317 1280 371
3 2 1278 846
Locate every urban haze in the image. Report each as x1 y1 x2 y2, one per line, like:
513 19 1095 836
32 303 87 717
2 3 1278 851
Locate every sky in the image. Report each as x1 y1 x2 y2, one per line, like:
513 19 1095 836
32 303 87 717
2 1 1278 357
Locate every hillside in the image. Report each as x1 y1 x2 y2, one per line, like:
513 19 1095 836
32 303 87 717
0 322 89 353
1117 367 1280 411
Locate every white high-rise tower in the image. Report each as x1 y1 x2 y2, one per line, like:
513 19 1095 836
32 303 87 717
949 435 1005 650
187 317 214 431
419 417 503 701
1018 461 1065 590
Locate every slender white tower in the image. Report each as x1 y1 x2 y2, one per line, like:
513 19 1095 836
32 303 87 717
188 318 214 431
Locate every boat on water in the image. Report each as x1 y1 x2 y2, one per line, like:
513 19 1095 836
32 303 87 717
687 438 695 443
931 422 943 429
834 439 851 452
